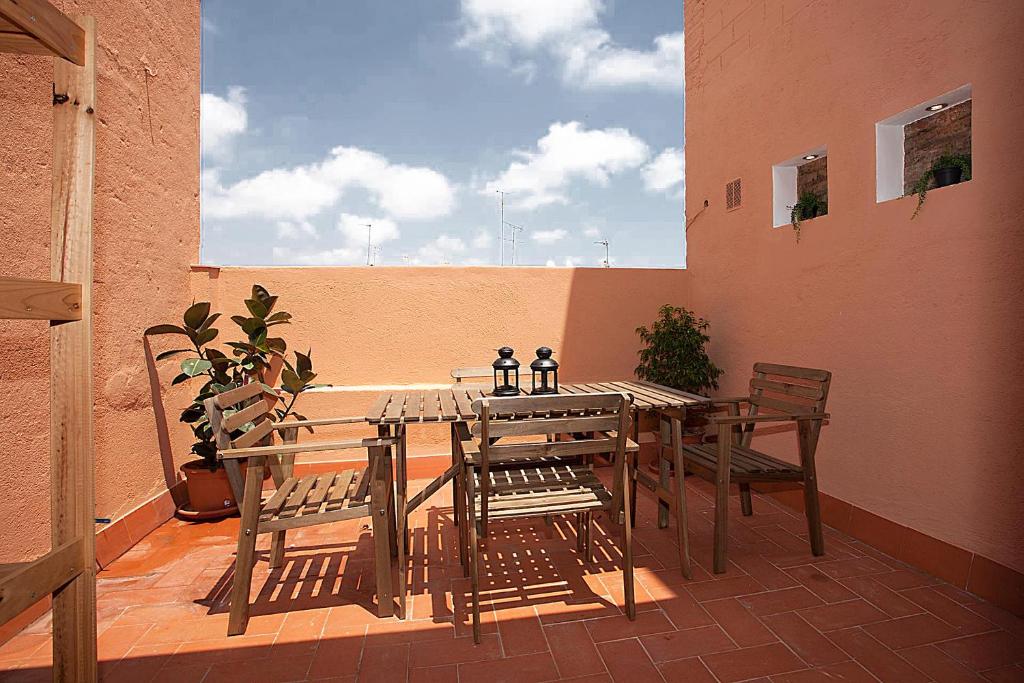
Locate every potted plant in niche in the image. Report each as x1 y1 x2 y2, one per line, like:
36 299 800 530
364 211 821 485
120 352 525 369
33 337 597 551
789 190 827 243
146 285 321 520
636 305 723 472
911 151 971 219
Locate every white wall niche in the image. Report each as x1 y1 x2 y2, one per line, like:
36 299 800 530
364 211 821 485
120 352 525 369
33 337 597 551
875 83 972 203
772 145 827 228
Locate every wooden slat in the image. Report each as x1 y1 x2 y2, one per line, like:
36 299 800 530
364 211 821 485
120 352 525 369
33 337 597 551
484 437 617 462
0 277 82 321
471 414 620 438
452 387 476 419
423 390 440 421
222 436 398 459
303 474 334 513
259 477 298 522
0 0 84 64
750 377 823 400
438 389 458 420
383 392 408 423
259 504 371 532
451 366 491 380
405 464 458 514
230 418 275 449
365 392 393 423
222 400 269 433
277 474 317 519
324 470 356 511
271 416 365 430
632 380 712 405
0 538 84 626
753 363 831 382
473 392 623 416
749 394 808 415
214 381 263 408
343 468 367 508
49 15 96 680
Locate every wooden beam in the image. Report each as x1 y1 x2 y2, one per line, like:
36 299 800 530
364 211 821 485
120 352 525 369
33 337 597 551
0 277 82 322
0 29 57 57
0 0 84 64
49 14 96 681
0 538 84 626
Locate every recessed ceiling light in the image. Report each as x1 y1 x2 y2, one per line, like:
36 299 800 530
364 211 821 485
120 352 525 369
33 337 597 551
803 154 818 161
926 103 947 112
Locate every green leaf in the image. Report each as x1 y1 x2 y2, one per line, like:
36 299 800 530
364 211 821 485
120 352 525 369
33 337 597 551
281 368 304 394
145 324 188 336
245 298 268 319
155 348 190 361
266 337 287 354
194 327 219 346
183 302 211 329
240 317 266 338
181 358 213 377
230 315 249 327
251 284 271 302
171 372 191 385
295 350 312 377
180 405 205 423
197 312 221 332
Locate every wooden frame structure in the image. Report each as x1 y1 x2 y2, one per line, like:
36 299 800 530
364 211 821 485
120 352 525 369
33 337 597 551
0 1 97 680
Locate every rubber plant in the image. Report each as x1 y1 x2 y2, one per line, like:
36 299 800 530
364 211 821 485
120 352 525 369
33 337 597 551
636 305 723 396
911 152 971 219
789 191 827 243
146 284 319 470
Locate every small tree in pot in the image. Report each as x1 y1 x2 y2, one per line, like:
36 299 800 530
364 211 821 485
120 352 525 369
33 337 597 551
636 305 723 472
147 285 320 520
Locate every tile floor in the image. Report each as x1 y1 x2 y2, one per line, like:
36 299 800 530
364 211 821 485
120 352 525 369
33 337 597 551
1 474 1022 682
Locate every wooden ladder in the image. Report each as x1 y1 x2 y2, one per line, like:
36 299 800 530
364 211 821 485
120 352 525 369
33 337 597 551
0 2 98 680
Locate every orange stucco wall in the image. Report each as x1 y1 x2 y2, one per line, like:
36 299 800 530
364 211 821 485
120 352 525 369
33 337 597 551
684 0 1024 572
0 1 200 561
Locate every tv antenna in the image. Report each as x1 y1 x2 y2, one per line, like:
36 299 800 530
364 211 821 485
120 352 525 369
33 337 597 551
594 240 610 268
496 190 510 265
369 244 382 266
503 221 523 265
363 223 373 266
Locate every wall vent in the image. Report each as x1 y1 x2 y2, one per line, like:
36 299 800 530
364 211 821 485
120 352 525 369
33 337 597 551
725 178 742 210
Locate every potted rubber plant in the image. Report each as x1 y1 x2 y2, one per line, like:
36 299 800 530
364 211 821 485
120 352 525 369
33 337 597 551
636 305 723 471
911 152 971 219
789 191 827 242
146 285 320 520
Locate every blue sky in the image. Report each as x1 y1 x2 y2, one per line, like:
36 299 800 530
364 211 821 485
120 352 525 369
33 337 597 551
200 0 684 268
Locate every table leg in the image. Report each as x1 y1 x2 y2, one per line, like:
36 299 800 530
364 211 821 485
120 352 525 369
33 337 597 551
395 424 408 619
657 415 670 529
370 434 394 618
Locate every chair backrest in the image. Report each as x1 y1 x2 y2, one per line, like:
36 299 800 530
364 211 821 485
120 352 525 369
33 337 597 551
205 381 280 453
451 366 492 383
469 392 632 466
742 363 832 446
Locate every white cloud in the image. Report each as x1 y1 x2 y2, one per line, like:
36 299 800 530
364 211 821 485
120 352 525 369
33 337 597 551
337 213 399 246
457 0 683 91
483 121 649 209
271 245 363 266
471 230 494 249
201 16 219 34
545 256 583 267
642 147 685 194
583 226 601 238
203 145 456 222
275 220 317 240
201 87 247 159
417 234 467 264
271 213 398 266
531 228 567 244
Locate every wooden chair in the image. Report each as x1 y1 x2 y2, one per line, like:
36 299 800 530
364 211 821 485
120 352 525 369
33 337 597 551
681 363 832 573
204 382 401 635
455 392 639 643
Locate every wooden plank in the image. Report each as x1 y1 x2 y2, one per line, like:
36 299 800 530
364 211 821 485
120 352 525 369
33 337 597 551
452 387 476 419
633 380 712 405
230 418 275 449
473 393 623 416
451 366 491 381
277 474 317 519
749 394 809 415
0 538 84 626
753 362 831 382
0 0 84 64
0 29 58 56
272 416 365 430
471 414 619 438
750 377 823 400
365 392 392 423
0 277 82 321
438 388 458 420
303 474 334 513
222 436 399 459
325 470 356 511
259 477 298 522
383 391 408 423
222 400 269 433
214 381 263 408
49 14 96 680
422 390 440 421
402 391 424 423
259 504 371 532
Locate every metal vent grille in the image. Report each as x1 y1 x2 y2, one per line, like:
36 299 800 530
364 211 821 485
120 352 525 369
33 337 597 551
725 178 742 210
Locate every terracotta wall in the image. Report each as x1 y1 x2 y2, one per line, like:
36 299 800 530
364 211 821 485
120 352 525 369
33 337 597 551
684 0 1024 579
0 0 200 561
184 266 690 456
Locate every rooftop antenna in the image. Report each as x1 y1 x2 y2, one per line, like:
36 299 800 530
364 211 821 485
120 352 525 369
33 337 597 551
370 244 382 266
496 190 510 266
594 239 610 268
503 221 523 265
363 223 373 266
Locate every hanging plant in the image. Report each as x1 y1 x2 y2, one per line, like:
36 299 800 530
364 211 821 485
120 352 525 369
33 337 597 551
911 152 971 219
788 191 827 243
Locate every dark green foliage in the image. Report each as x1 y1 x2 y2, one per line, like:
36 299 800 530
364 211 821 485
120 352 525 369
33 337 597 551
145 284 323 468
911 152 971 219
635 305 722 394
789 191 827 243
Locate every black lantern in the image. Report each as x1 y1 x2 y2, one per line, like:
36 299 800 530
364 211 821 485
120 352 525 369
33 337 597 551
491 347 521 396
530 347 559 395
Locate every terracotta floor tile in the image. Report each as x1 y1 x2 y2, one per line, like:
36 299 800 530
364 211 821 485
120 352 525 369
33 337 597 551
655 592 716 630
686 575 767 602
701 642 806 682
584 610 675 643
96 623 152 661
731 553 802 591
813 556 891 579
544 621 607 678
639 624 735 662
761 612 847 666
458 652 560 683
703 598 777 647
824 627 929 682
494 606 548 656
836 575 923 618
408 664 459 683
980 663 1024 682
797 599 889 631
206 653 314 682
898 644 986 682
657 655 717 681
595 638 663 683
872 569 940 591
356 643 409 683
936 631 1024 671
408 634 502 668
306 633 365 680
738 586 825 616
785 565 858 604
862 612 963 649
151 662 211 682
769 660 877 682
0 635 49 663
901 587 998 635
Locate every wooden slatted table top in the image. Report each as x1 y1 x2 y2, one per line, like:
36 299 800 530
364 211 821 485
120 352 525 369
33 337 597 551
365 380 711 424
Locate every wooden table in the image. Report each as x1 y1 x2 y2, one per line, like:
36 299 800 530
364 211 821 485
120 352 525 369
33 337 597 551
365 380 712 616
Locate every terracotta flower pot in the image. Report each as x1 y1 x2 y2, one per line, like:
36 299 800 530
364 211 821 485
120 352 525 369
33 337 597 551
177 459 268 521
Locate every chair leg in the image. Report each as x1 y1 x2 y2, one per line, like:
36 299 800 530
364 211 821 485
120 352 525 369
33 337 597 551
739 483 753 517
396 425 408 619
227 457 265 636
629 461 638 528
584 511 593 564
466 468 482 643
621 458 636 621
457 464 469 577
370 445 395 618
450 424 460 528
713 424 732 574
798 421 826 556
269 531 286 570
657 417 671 529
670 418 692 579
575 513 585 553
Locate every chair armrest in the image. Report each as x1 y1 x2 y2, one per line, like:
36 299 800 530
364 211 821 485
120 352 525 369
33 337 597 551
712 397 751 406
219 436 399 460
271 416 366 430
711 412 829 425
595 431 640 452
